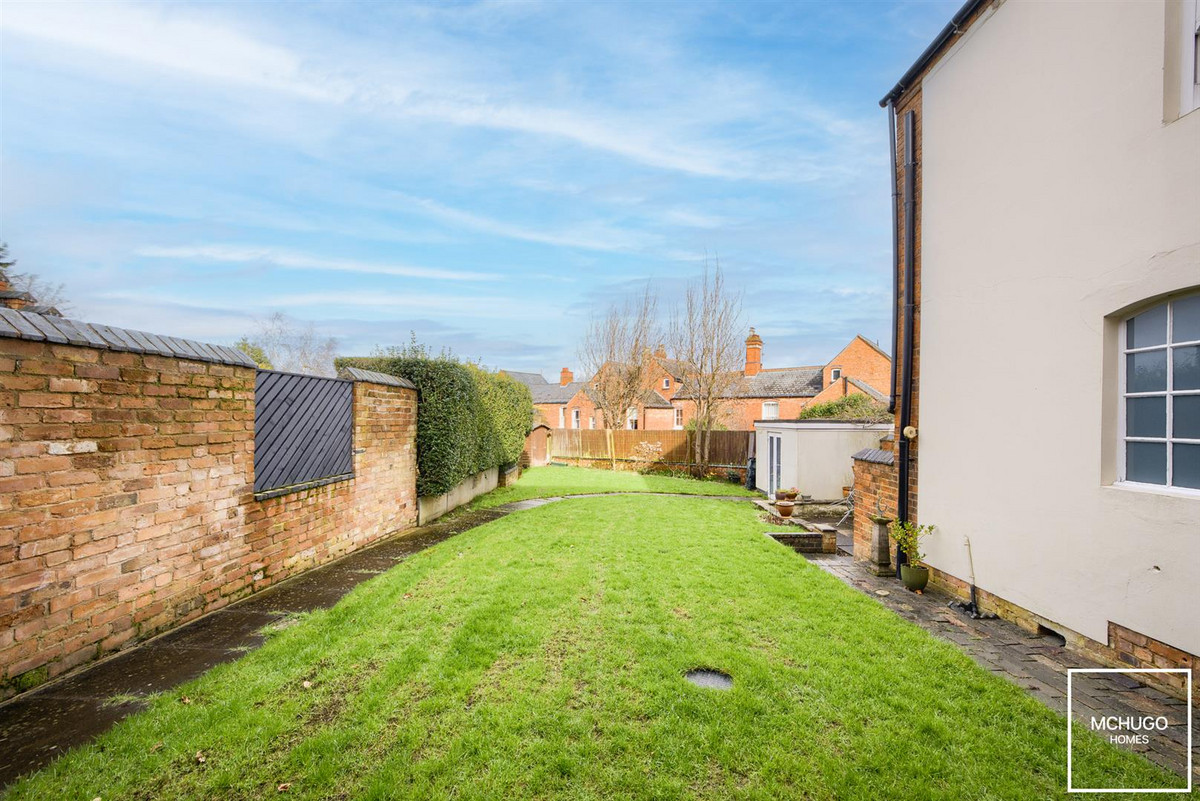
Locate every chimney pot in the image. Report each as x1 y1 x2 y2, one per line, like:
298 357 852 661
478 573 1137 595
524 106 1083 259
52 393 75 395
560 367 574 386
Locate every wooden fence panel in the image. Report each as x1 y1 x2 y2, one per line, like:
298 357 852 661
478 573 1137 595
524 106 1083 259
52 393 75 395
254 370 354 493
549 428 753 467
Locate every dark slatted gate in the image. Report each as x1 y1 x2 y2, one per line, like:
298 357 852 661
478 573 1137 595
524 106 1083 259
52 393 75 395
254 370 354 494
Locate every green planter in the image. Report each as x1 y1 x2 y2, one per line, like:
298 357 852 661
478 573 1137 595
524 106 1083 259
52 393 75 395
900 564 929 593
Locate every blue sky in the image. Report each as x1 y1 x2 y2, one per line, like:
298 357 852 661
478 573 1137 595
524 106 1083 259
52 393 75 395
1 0 957 375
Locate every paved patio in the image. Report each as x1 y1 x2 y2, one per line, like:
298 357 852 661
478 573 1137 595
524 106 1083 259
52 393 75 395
805 549 1197 784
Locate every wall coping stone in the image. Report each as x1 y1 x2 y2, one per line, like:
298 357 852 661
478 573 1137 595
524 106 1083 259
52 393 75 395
0 307 256 368
337 366 417 389
852 447 895 465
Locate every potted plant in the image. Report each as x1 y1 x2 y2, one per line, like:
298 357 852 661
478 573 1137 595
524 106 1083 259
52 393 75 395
777 487 797 501
888 520 936 592
775 500 795 518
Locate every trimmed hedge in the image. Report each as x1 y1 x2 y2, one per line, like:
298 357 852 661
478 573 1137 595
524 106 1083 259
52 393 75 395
336 353 533 497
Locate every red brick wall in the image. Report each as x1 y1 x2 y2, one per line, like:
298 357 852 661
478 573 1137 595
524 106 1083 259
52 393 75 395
0 339 416 697
673 397 812 431
823 337 891 395
850 448 897 564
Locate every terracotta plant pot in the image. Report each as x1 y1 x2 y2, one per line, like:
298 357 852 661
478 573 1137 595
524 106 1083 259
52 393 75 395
777 490 796 501
900 564 930 593
775 501 795 518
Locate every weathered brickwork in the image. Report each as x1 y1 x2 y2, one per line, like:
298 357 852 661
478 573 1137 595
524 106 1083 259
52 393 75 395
924 566 1196 698
850 446 897 564
0 340 416 697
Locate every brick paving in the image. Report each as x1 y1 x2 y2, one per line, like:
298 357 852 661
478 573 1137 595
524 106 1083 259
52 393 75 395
806 550 1197 784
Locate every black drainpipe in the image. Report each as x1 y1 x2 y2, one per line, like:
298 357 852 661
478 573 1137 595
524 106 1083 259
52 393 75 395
896 109 917 576
887 100 900 414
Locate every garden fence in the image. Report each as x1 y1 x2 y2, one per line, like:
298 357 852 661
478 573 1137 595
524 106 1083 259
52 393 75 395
549 428 753 468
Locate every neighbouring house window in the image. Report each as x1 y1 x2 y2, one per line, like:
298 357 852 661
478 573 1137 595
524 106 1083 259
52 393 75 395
1121 293 1200 490
627 407 638 430
558 407 565 427
572 408 580 429
830 368 842 381
589 415 595 429
663 378 671 389
674 408 683 429
762 401 780 420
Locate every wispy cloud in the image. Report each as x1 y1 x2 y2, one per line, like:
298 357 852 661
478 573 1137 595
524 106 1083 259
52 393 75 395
135 245 498 282
0 1 348 102
0 0 858 181
1 0 956 369
387 192 659 253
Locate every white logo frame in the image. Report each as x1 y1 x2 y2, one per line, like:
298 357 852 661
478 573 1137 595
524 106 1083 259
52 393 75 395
1066 668 1192 794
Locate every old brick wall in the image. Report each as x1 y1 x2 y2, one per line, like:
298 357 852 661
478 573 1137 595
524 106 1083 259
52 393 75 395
1 339 416 697
850 447 897 564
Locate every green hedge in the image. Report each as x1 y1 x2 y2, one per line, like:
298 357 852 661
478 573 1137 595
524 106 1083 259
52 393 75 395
336 354 533 497
797 392 891 422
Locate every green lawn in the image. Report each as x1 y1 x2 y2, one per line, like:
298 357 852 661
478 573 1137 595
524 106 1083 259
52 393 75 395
472 464 759 509
7 495 1174 799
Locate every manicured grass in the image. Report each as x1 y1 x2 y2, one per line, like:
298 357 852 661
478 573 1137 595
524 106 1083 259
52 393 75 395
7 496 1175 799
472 464 759 509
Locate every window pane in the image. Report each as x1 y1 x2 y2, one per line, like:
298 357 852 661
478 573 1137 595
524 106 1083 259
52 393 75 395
1126 350 1167 392
1172 294 1200 343
1176 395 1200 440
1126 397 1166 437
1127 303 1167 349
1173 344 1200 390
1126 441 1167 484
1173 444 1200 489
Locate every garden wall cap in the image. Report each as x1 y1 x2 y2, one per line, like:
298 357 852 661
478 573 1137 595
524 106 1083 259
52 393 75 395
852 447 894 465
337 365 417 389
0 306 257 368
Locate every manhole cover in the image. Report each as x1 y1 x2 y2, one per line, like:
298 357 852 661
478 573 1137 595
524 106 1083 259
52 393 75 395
685 669 733 690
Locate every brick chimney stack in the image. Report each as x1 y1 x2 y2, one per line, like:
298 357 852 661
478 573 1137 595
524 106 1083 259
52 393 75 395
654 344 666 358
560 367 574 386
744 328 763 377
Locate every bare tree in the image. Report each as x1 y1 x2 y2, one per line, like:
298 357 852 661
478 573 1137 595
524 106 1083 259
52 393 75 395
0 242 70 315
240 312 337 376
669 260 745 474
578 285 658 430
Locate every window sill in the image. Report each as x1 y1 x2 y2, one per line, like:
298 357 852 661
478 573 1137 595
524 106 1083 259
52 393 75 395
1106 481 1200 501
254 473 353 501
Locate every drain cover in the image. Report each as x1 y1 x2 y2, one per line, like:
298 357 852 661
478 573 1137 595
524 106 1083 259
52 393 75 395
685 669 733 690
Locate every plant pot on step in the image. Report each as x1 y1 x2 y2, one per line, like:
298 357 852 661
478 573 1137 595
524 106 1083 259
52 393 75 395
777 489 797 501
900 564 930 593
775 501 795 518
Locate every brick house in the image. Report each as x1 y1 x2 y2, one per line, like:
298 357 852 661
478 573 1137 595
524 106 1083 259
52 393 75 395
673 331 891 430
504 348 683 430
854 0 1199 691
500 368 585 429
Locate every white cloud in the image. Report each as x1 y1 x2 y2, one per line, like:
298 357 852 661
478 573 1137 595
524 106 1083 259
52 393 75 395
0 1 859 181
388 192 659 253
135 244 497 282
0 1 348 102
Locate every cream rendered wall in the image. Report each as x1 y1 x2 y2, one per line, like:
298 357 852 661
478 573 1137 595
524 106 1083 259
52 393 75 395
755 423 890 499
919 0 1200 653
